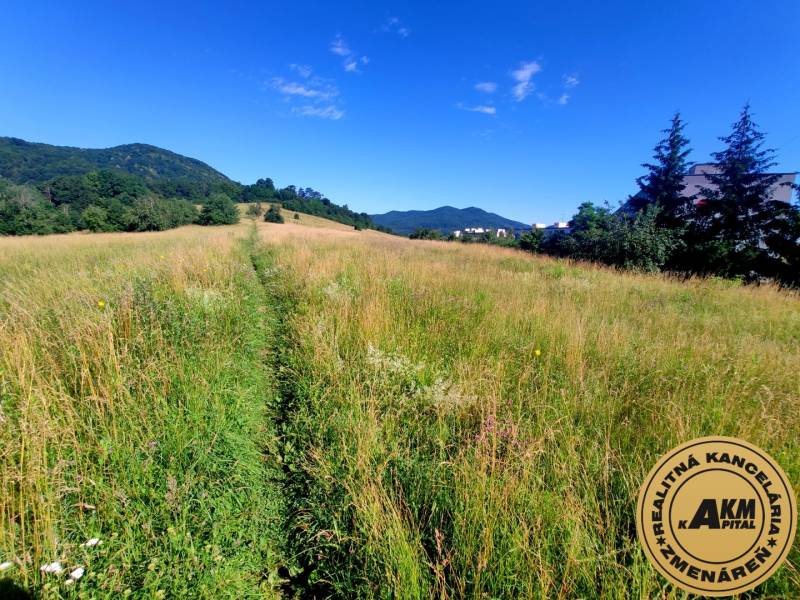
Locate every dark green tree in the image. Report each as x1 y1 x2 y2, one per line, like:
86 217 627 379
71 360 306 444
695 104 793 280
519 229 544 252
409 228 444 240
264 203 285 223
198 193 239 226
631 112 693 228
81 205 112 232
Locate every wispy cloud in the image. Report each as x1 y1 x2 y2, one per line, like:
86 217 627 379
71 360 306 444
458 103 497 115
557 93 570 105
474 81 497 93
330 34 368 73
330 34 351 57
382 16 410 38
293 105 344 120
289 63 313 79
271 67 345 119
511 61 541 101
271 76 337 100
563 73 580 88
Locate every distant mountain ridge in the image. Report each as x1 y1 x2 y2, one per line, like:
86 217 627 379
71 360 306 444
370 205 529 235
0 137 231 185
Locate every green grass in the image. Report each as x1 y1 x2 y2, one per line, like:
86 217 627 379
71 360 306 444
0 226 287 597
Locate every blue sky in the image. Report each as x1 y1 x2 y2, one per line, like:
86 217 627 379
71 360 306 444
1 1 799 223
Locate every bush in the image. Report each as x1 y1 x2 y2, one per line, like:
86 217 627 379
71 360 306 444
409 228 443 240
519 229 544 252
264 204 284 223
537 203 679 272
246 202 264 218
198 193 239 226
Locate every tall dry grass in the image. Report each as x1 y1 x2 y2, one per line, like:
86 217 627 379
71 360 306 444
254 221 800 598
1 216 797 598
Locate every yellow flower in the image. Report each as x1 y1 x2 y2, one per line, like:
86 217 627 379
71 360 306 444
97 300 106 309
534 349 542 357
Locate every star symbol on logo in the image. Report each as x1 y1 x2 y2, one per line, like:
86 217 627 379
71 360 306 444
657 536 666 546
767 538 777 548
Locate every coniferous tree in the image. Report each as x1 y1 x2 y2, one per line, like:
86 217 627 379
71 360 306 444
695 104 792 279
631 112 693 228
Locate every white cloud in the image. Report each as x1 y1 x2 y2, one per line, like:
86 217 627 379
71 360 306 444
382 17 410 37
289 64 313 78
293 105 345 120
330 34 367 73
563 74 579 88
271 71 345 119
474 81 497 93
459 103 497 115
271 77 337 100
330 34 351 57
511 61 541 101
557 93 570 105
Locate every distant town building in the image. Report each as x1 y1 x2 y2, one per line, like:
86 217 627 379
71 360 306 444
624 163 797 213
682 164 796 204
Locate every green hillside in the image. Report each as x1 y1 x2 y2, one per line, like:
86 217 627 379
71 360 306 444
0 136 377 233
0 137 231 185
371 205 529 235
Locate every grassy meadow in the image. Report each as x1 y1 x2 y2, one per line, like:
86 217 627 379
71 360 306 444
0 216 798 598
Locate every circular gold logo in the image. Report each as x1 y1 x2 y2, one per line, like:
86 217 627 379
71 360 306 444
636 437 796 596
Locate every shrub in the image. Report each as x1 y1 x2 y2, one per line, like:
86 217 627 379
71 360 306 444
198 193 239 226
264 204 285 223
246 202 263 218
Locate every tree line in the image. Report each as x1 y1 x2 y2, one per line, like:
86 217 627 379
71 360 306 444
437 105 800 286
0 169 378 234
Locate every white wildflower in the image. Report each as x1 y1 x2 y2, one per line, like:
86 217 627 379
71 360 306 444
40 561 64 574
0 561 14 571
82 537 102 547
69 566 85 580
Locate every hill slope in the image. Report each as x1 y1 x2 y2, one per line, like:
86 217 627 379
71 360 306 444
0 136 231 185
370 205 529 235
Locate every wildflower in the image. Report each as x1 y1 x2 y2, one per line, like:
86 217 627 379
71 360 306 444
40 561 64 574
534 349 542 357
0 561 14 571
159 255 165 259
69 566 85 581
82 537 102 547
155 590 166 599
97 300 106 309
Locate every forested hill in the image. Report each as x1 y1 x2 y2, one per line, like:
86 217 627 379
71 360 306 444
0 136 377 234
371 205 529 235
0 137 231 185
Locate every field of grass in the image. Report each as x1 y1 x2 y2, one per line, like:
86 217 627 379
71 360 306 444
1 216 798 598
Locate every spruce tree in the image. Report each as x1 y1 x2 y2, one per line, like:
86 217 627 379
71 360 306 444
697 104 792 279
632 112 693 228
